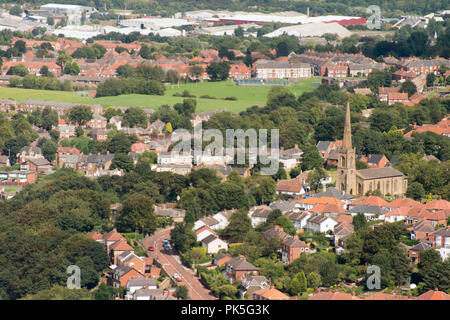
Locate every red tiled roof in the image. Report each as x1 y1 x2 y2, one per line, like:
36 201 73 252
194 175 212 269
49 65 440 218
417 289 450 300
351 196 389 207
389 198 423 208
424 199 450 211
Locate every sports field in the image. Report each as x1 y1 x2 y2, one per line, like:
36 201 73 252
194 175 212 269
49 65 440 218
0 78 320 113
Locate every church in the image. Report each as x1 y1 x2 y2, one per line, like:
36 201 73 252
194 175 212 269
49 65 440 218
336 101 408 197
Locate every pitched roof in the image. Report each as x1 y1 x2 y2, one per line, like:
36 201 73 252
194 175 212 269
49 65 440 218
103 228 126 242
348 205 388 215
351 195 389 207
226 256 258 271
389 198 423 209
110 239 134 252
253 286 289 300
423 199 450 211
409 242 431 251
309 203 346 214
356 167 405 180
413 220 435 233
309 291 362 300
417 289 450 300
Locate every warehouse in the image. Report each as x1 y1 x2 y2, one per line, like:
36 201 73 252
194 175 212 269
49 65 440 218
264 22 352 39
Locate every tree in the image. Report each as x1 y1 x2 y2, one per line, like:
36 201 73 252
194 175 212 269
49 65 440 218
166 69 180 84
41 106 58 131
301 146 323 171
324 33 338 44
407 31 429 57
64 61 80 75
41 139 58 161
307 271 321 289
106 132 132 154
189 65 204 81
222 209 252 243
9 5 23 17
165 122 173 134
426 73 436 87
39 65 53 77
123 107 147 128
289 271 307 295
251 177 276 205
418 249 442 280
116 64 136 78
400 80 417 98
276 41 290 57
352 213 367 232
68 105 93 125
7 64 28 76
217 284 238 299
306 168 326 192
115 194 157 235
47 17 55 26
405 182 426 201
206 62 230 81
170 222 196 253
175 285 189 299
234 26 244 37
110 153 135 172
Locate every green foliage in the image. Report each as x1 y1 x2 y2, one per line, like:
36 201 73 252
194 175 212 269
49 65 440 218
115 194 157 235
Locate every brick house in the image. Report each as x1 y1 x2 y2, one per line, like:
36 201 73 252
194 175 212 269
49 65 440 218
224 255 259 283
110 265 144 288
229 63 251 80
86 114 107 129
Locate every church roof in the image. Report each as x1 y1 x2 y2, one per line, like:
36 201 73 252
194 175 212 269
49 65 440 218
356 167 405 179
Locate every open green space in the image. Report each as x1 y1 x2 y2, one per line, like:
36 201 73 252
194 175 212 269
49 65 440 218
0 78 319 113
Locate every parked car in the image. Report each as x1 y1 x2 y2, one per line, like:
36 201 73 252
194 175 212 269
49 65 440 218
148 246 154 251
173 273 182 282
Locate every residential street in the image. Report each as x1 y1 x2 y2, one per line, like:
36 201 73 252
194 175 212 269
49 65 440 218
142 229 216 300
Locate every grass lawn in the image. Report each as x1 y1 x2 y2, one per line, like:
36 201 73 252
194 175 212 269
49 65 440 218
0 78 319 113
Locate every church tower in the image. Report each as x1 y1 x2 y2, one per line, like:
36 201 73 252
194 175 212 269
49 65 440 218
336 100 356 195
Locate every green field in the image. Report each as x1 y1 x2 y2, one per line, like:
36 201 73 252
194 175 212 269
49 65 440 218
0 79 319 113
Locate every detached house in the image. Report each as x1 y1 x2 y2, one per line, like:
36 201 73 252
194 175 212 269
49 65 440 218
305 214 337 233
201 235 228 254
110 265 144 288
239 274 270 300
224 255 259 283
281 235 310 263
87 114 107 129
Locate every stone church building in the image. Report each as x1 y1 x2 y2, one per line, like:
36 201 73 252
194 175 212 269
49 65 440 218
336 101 408 197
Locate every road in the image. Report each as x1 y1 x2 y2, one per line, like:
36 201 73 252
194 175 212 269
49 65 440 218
142 229 216 300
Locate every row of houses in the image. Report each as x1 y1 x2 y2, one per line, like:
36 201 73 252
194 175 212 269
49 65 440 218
87 228 176 300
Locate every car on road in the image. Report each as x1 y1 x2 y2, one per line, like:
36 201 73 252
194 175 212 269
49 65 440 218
173 273 182 282
148 246 154 251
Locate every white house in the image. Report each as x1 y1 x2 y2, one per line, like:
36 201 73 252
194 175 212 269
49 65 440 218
211 209 235 230
158 151 193 165
201 235 228 254
285 211 311 230
249 205 272 227
109 116 123 130
126 277 157 295
194 225 217 242
305 214 337 233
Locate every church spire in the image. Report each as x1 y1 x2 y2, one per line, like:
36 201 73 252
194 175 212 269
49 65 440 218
343 99 352 150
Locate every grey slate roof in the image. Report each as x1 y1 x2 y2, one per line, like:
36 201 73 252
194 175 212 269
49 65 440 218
314 187 354 201
348 205 388 215
356 167 405 179
226 256 258 271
